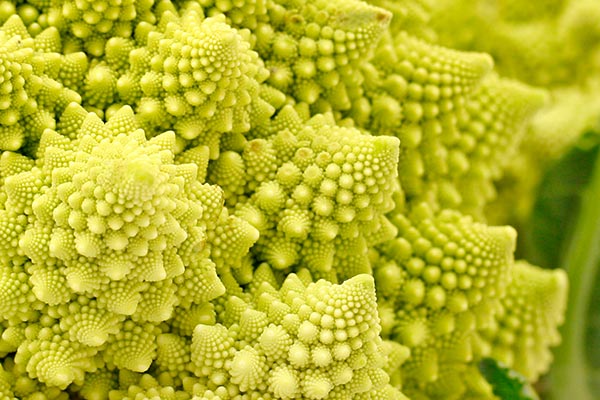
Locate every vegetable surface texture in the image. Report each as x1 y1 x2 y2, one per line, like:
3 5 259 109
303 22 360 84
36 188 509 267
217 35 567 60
2 0 597 399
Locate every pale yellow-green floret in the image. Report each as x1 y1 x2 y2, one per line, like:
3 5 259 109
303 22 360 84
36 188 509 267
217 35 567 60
208 105 401 281
0 0 579 399
372 201 517 396
248 0 393 114
0 15 82 153
0 103 258 388
114 3 272 157
30 0 156 56
477 261 568 381
185 268 401 399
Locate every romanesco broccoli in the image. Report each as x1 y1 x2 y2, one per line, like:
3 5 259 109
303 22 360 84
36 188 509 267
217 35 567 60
0 0 591 399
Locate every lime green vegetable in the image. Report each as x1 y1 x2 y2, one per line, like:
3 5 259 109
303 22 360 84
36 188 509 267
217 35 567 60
1 0 593 399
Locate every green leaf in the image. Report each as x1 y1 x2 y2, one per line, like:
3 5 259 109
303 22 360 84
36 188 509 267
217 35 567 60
587 269 600 395
531 128 600 400
522 131 600 270
478 358 540 400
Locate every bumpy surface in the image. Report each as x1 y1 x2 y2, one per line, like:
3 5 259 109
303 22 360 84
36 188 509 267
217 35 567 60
191 271 396 399
372 201 517 397
0 0 578 399
7 105 230 312
251 0 393 115
116 3 271 154
477 261 568 381
0 16 81 153
0 104 258 388
28 0 156 56
103 268 406 400
209 106 400 281
360 31 546 218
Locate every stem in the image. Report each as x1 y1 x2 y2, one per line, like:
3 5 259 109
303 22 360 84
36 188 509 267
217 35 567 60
550 149 600 400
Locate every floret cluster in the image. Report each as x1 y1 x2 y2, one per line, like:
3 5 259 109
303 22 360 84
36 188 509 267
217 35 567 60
0 0 594 399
